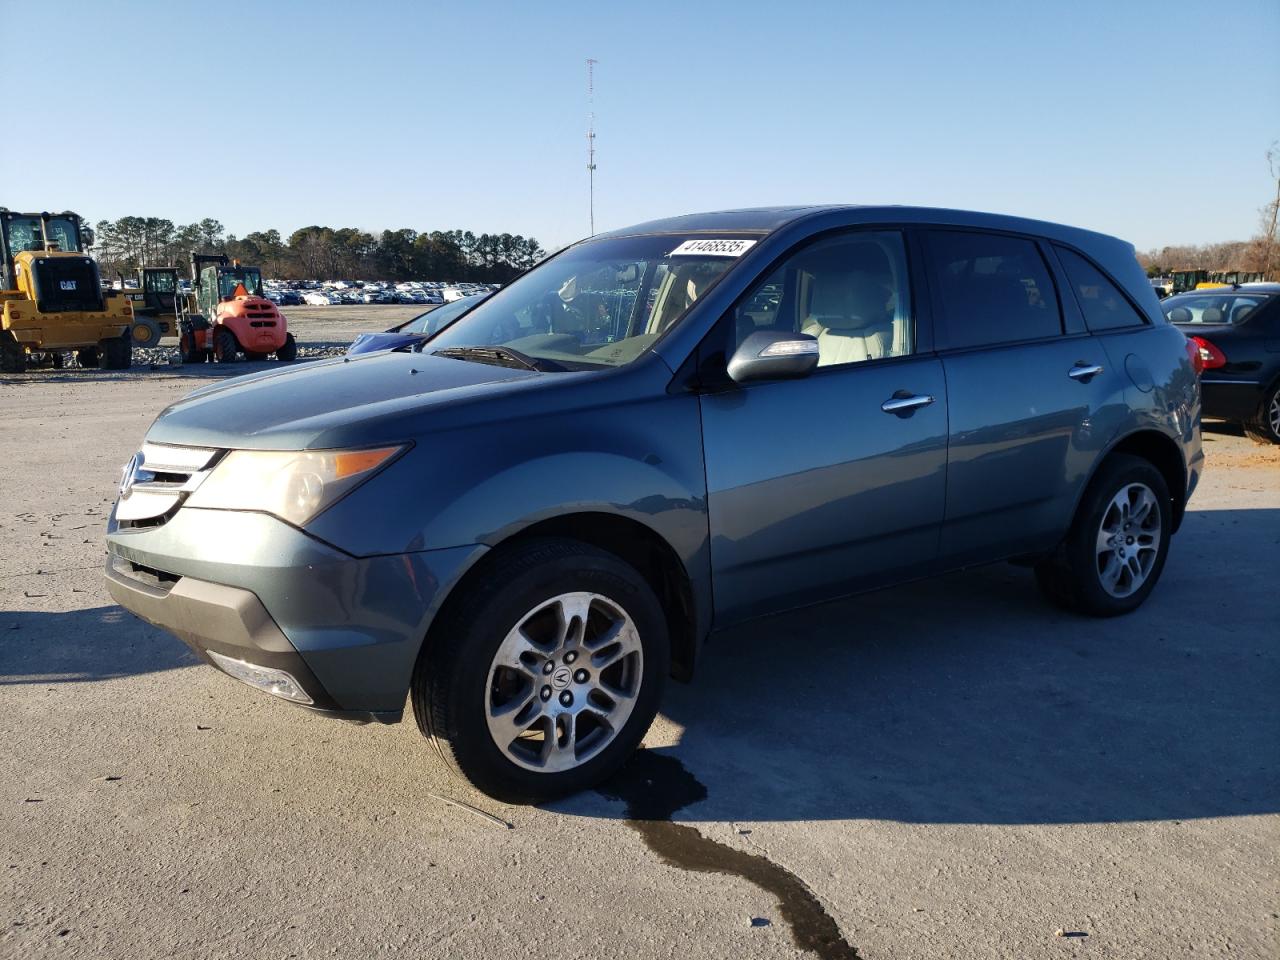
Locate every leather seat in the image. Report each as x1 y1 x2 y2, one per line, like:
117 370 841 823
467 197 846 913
801 269 896 365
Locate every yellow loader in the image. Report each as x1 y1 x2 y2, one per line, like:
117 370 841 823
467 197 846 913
0 208 133 372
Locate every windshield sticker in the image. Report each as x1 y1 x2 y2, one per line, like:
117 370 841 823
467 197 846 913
669 238 757 258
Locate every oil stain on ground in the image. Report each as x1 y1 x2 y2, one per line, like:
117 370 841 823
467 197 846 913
598 749 860 960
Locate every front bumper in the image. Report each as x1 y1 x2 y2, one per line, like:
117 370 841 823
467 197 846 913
104 506 483 718
103 554 363 716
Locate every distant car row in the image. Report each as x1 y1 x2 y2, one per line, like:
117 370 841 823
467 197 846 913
263 279 498 308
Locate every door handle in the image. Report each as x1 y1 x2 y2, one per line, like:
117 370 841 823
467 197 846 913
1068 363 1104 381
881 393 936 414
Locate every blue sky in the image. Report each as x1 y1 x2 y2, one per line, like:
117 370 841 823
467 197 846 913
6 0 1277 252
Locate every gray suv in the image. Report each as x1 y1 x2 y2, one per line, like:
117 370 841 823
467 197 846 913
105 206 1203 802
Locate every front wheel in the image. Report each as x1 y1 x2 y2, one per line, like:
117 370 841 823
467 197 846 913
213 327 240 363
1243 383 1280 445
131 317 163 348
413 538 668 803
1035 454 1172 617
276 333 297 361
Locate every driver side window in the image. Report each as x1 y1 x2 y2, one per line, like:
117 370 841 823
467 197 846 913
730 231 914 367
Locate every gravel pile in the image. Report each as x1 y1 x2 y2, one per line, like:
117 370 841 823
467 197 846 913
127 342 348 367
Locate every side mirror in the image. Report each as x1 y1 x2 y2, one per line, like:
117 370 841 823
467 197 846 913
727 330 820 383
81 227 95 248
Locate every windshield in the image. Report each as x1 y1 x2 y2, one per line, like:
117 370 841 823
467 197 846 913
218 268 263 299
425 234 756 368
1162 292 1272 325
402 295 480 334
3 216 81 255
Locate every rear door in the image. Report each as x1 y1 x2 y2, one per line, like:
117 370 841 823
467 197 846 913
924 229 1122 564
699 228 948 624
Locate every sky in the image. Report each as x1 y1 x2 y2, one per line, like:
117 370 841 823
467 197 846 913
6 0 1277 253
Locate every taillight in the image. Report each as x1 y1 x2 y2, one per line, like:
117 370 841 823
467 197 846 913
1189 335 1226 371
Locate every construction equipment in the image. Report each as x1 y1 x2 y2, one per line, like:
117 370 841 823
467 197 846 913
1172 268 1266 293
0 209 133 372
175 253 296 364
121 267 180 347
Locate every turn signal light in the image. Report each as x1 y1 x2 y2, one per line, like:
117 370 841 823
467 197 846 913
1189 335 1226 372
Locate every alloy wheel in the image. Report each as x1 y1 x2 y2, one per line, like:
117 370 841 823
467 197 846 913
485 592 643 773
1095 482 1162 598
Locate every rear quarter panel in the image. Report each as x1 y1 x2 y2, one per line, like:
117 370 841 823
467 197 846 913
1094 322 1202 503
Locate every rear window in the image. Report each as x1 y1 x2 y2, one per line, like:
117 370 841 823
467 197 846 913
1055 247 1148 331
928 231 1062 349
1161 293 1271 325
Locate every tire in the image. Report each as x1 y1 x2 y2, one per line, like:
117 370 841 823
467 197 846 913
1034 454 1172 617
76 347 99 369
178 331 203 364
413 538 669 804
276 333 297 361
1 335 25 373
100 334 132 371
213 327 240 363
131 317 163 348
1242 382 1280 445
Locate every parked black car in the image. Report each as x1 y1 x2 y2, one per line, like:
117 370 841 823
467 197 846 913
1164 284 1280 443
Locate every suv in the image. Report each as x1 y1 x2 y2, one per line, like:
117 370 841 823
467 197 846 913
105 206 1202 802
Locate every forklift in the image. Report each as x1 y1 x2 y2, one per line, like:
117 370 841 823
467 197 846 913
0 208 133 372
176 253 295 363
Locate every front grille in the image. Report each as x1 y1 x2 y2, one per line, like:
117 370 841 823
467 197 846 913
32 257 105 313
116 443 221 528
249 320 277 328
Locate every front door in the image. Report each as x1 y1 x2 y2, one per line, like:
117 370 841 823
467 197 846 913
698 229 948 625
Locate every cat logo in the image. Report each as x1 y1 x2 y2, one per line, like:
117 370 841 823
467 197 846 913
60 279 78 291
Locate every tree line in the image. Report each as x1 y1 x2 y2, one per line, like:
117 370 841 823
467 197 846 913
90 216 547 283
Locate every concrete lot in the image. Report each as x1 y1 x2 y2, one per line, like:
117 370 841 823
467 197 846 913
2 315 1277 959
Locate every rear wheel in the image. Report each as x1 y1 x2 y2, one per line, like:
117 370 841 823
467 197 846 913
1 334 26 373
1034 454 1172 617
213 327 240 363
276 333 297 361
413 538 668 803
1243 382 1280 445
131 317 163 349
100 334 132 371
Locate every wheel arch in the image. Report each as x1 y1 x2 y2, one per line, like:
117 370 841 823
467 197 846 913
1095 428 1189 533
422 511 701 683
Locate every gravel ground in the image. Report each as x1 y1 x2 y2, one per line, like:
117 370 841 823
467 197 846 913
0 355 1276 959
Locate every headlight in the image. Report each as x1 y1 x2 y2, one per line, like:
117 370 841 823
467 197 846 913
186 445 405 526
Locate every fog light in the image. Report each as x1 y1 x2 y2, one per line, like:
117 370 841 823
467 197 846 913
207 650 314 705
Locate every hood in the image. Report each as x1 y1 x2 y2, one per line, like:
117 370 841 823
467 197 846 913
146 350 541 450
347 332 424 356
